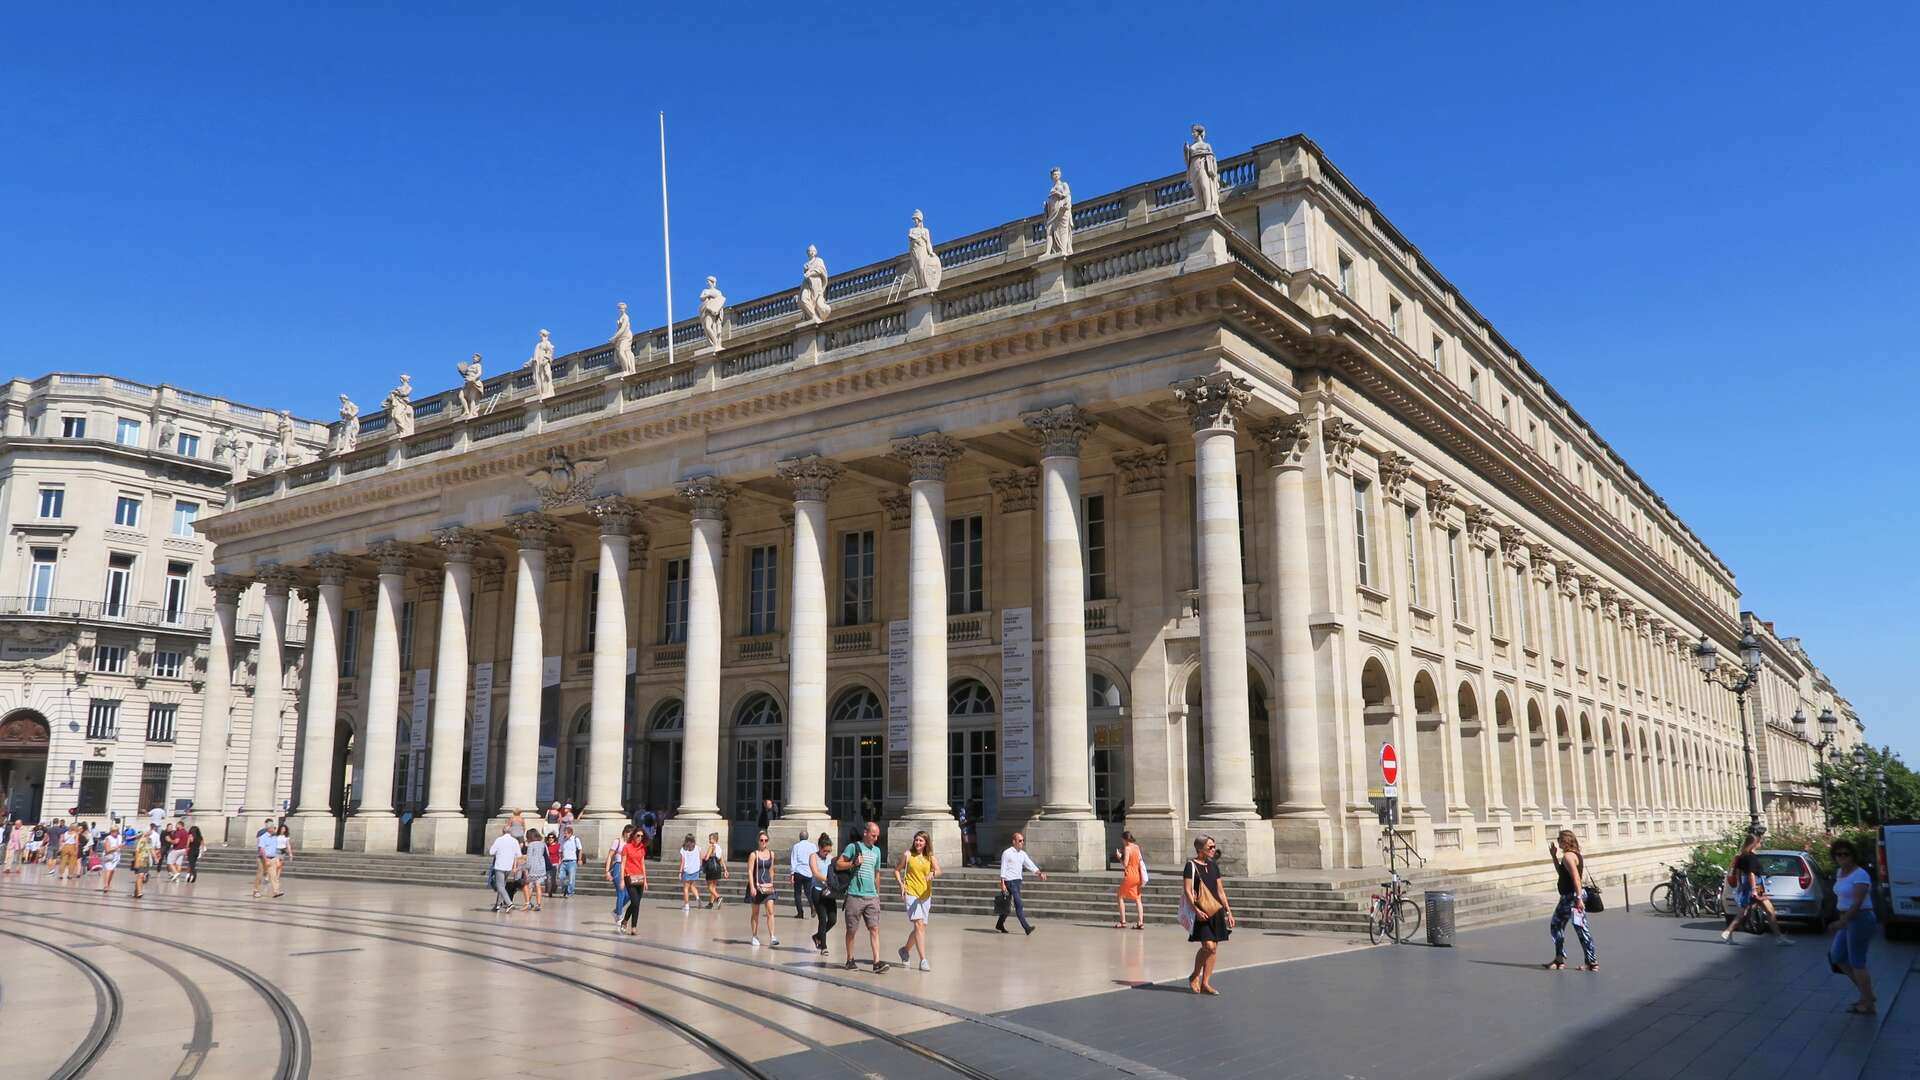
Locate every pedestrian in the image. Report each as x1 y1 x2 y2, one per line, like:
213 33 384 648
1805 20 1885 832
835 820 889 972
1181 835 1233 995
523 827 548 911
1544 829 1597 972
807 831 838 955
488 820 522 912
640 806 660 856
186 826 204 883
995 832 1046 935
57 820 80 882
97 827 121 893
251 817 277 897
701 831 727 909
745 831 780 948
677 834 702 910
893 829 939 971
1827 839 1877 1014
1115 830 1146 929
618 824 648 936
131 828 155 900
607 826 632 923
756 798 777 832
558 827 581 898
167 823 190 882
1721 831 1791 946
3 817 21 873
788 830 818 919
270 824 292 897
148 804 165 833
544 832 562 896
545 802 562 830
559 803 575 833
508 807 527 841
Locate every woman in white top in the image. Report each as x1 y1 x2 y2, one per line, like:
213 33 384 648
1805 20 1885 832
677 834 703 911
97 829 122 893
1827 839 1878 1014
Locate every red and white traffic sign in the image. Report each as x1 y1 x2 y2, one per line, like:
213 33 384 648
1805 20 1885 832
1380 743 1400 793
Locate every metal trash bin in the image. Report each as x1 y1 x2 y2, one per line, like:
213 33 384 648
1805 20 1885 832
1425 891 1456 947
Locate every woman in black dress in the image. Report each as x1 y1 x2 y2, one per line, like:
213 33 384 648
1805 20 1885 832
1183 835 1235 995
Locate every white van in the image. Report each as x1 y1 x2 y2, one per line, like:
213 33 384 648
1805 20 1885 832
1880 825 1920 938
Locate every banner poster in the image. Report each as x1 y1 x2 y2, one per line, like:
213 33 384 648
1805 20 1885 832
410 668 432 751
542 655 562 688
536 746 557 804
999 607 1034 798
886 620 911 793
468 662 494 791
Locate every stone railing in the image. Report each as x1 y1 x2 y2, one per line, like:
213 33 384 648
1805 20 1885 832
1084 597 1121 633
732 634 784 664
947 610 991 646
0 596 213 633
648 644 686 670
831 625 877 654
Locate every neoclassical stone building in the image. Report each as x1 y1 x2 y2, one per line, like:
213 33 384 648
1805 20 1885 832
0 373 327 825
1741 612 1864 829
193 132 1865 872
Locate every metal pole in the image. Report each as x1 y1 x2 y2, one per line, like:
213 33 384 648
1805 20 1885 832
1737 688 1761 833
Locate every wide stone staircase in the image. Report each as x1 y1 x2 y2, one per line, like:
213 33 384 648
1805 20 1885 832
194 837 1694 935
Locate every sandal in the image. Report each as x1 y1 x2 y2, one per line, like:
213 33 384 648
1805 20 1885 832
1578 963 1599 972
1543 960 1566 971
1846 1002 1877 1014
1188 975 1203 994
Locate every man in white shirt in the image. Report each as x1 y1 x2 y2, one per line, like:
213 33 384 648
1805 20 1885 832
488 822 524 912
557 829 583 898
996 832 1046 935
788 832 819 918
250 818 277 898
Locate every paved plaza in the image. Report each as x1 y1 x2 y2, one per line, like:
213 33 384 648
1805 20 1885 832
0 871 1913 1080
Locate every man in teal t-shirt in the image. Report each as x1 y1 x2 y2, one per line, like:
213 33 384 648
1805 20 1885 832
836 820 888 972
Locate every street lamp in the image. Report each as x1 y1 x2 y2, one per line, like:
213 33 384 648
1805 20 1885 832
1851 745 1871 827
1874 765 1888 825
1696 632 1765 834
1795 706 1841 829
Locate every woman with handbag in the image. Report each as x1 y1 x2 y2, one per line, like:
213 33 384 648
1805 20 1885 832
806 832 838 955
701 832 728 909
1182 835 1234 995
1545 830 1598 971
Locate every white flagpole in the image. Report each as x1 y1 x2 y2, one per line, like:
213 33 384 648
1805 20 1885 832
659 111 675 367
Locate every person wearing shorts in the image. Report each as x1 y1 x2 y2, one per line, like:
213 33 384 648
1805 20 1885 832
1827 840 1878 1014
836 821 889 973
893 829 939 971
677 834 703 910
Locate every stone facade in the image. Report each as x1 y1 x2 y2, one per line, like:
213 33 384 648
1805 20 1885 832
190 133 1864 871
0 374 327 827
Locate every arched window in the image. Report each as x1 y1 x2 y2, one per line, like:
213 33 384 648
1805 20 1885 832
948 680 996 716
948 679 997 824
644 699 684 815
735 692 783 728
830 687 883 724
828 687 884 824
649 699 685 733
732 693 784 837
1087 672 1124 710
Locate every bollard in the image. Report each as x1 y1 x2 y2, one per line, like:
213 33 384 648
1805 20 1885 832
1425 890 1456 947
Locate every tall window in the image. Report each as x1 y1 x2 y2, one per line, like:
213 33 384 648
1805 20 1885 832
61 415 86 438
1083 494 1108 601
1516 569 1531 647
176 432 201 457
1337 251 1356 296
163 561 190 623
153 651 184 679
87 699 120 739
77 762 112 814
1468 367 1481 404
1501 395 1513 427
583 571 600 651
1483 550 1502 637
746 545 779 635
661 558 690 644
171 499 199 537
1446 529 1462 617
947 514 984 614
94 644 129 674
340 609 360 676
1404 507 1422 607
103 553 134 618
28 548 57 612
839 531 875 625
1351 477 1372 587
147 704 178 743
38 487 64 518
1430 335 1445 369
114 495 141 528
1388 296 1404 338
399 600 417 666
115 417 143 446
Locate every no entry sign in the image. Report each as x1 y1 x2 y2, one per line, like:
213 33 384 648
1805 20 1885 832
1380 743 1400 794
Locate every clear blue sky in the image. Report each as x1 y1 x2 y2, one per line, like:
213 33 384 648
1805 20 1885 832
4 6 1913 760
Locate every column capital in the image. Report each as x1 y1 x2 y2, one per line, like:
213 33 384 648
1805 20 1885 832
1529 543 1558 583
255 564 300 596
1170 372 1253 432
990 468 1038 513
676 475 737 519
1250 414 1312 470
1111 444 1168 494
1022 404 1098 456
433 526 485 563
1463 504 1497 545
207 572 249 603
547 544 575 581
368 540 414 576
1320 415 1364 469
505 511 560 550
1557 560 1583 597
889 432 964 482
1499 524 1531 567
880 492 911 529
775 455 844 502
310 553 353 586
1425 478 1460 517
587 495 640 535
1376 450 1414 500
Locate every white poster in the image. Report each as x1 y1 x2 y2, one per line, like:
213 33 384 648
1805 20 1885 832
886 619 911 792
536 746 557 804
1000 607 1034 798
468 661 494 790
542 654 562 688
410 667 432 750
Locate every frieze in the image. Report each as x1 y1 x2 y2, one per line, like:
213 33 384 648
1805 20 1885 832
991 468 1039 513
1111 445 1168 494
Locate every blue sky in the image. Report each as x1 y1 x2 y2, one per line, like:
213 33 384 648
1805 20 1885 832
3 5 1914 760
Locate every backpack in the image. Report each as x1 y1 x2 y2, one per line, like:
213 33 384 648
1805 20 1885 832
827 843 862 898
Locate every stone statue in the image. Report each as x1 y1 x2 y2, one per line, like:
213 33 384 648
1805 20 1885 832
799 244 832 323
611 302 636 374
215 427 251 482
1186 123 1220 214
698 276 726 351
333 394 359 455
530 330 556 399
457 354 484 419
383 373 415 438
904 209 942 292
275 409 297 467
158 417 176 449
1042 167 1073 257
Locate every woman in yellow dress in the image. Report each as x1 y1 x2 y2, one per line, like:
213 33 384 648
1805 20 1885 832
893 830 940 972
1115 830 1145 929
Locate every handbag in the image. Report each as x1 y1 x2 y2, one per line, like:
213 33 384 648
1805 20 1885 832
1189 861 1223 919
1579 857 1604 912
702 853 724 880
993 891 1012 917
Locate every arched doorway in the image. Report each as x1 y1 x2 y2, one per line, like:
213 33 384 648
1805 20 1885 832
563 704 592 806
1554 707 1575 816
644 699 684 818
1455 682 1486 820
827 687 884 826
1494 690 1521 817
948 679 998 841
1528 700 1552 818
1359 658 1394 808
1579 714 1600 813
1185 665 1275 818
1412 671 1447 822
730 692 784 852
0 710 50 823
1088 671 1128 850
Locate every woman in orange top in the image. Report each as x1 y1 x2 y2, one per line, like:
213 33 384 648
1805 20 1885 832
617 828 649 936
1115 830 1145 929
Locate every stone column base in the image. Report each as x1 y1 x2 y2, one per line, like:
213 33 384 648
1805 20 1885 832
660 815 730 861
1186 818 1276 876
191 813 232 845
1271 812 1333 869
1022 816 1106 872
769 815 839 854
885 814 960 865
284 813 339 852
1121 812 1185 871
418 813 473 855
225 814 275 847
568 815 629 858
340 813 400 853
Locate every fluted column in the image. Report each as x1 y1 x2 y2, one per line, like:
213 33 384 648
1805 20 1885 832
663 477 733 846
342 541 410 851
1253 414 1325 815
583 497 637 844
775 456 840 838
193 574 246 838
419 527 480 852
287 556 349 848
232 566 296 843
498 513 554 821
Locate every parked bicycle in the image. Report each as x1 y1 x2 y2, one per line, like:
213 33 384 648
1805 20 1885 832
1648 862 1727 917
1367 828 1423 944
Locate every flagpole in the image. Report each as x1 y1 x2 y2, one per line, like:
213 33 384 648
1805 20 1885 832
659 111 675 366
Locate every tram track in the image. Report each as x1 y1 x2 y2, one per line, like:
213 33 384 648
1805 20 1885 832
0 924 122 1079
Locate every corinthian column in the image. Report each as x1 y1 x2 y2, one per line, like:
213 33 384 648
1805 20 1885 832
420 527 481 853
343 541 410 852
1171 372 1274 875
662 477 734 850
774 455 841 844
193 573 246 840
288 555 350 849
1021 405 1106 870
885 432 964 860
497 513 555 826
231 565 296 845
580 497 637 851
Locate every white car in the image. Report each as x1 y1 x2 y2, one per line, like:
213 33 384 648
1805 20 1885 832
1880 825 1920 938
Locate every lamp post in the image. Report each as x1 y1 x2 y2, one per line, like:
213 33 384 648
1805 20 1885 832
1874 765 1888 825
1794 705 1841 829
1696 632 1765 835
1851 745 1870 827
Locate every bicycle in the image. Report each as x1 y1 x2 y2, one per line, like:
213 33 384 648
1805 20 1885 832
1368 869 1423 944
1649 863 1689 915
